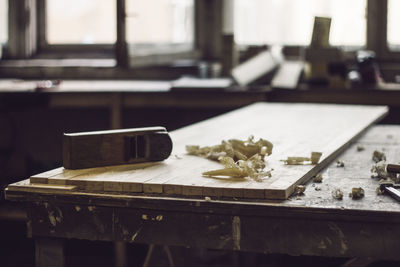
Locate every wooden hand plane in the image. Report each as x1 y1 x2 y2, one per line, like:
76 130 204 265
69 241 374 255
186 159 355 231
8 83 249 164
63 126 173 169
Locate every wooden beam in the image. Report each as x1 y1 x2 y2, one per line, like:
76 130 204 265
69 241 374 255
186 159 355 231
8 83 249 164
367 0 387 58
116 0 128 67
7 0 37 58
196 0 223 60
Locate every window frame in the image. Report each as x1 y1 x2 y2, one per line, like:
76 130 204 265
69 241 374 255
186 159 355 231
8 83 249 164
1 0 223 79
35 0 119 60
367 0 400 62
3 0 399 79
36 0 203 66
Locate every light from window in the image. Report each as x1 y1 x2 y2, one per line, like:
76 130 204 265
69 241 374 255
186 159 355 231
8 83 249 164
46 0 116 44
0 0 7 45
234 0 366 47
387 0 400 50
126 0 194 46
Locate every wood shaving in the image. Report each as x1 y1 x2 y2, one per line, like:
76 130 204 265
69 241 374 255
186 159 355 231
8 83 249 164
186 136 273 182
372 150 386 163
371 161 398 181
202 155 273 182
336 160 345 167
332 188 343 200
281 152 322 165
349 187 365 199
294 185 306 195
315 186 322 191
376 186 385 195
313 173 323 183
356 145 365 152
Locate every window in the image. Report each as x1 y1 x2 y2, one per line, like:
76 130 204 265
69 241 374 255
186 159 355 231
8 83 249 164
387 0 400 51
46 0 116 44
0 0 7 47
126 0 194 48
126 0 196 65
1 0 400 79
41 0 196 64
234 0 366 47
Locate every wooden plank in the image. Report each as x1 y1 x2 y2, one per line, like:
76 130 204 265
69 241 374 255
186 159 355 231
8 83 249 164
271 60 304 89
35 103 387 199
45 163 159 192
8 179 77 193
30 167 65 184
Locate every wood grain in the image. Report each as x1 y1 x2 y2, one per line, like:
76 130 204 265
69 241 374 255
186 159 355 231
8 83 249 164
29 103 387 199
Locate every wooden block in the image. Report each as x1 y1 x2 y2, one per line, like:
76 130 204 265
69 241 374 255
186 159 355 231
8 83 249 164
310 16 331 47
8 179 77 193
231 47 283 86
67 164 155 193
163 184 183 195
121 182 143 193
30 167 64 184
63 126 173 169
271 61 304 89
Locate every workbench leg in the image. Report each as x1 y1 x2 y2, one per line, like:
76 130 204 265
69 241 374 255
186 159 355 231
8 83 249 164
114 241 127 267
35 238 65 267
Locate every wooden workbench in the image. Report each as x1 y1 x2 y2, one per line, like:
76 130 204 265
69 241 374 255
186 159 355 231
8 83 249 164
5 112 400 266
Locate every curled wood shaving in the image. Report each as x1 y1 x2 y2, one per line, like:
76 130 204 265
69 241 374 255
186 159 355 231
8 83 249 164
332 188 343 200
186 136 273 182
281 152 322 165
313 173 323 183
372 150 386 163
336 160 345 167
294 185 306 195
349 187 365 199
371 161 398 182
357 145 365 152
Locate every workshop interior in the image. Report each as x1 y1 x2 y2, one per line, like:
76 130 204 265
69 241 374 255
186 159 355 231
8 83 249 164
1 0 400 267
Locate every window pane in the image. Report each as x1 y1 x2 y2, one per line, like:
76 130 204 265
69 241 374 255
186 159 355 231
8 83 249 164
0 0 7 45
234 0 366 46
46 0 116 44
388 0 400 50
126 0 194 45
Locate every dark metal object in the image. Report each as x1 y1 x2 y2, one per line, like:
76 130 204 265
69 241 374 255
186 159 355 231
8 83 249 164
356 50 382 84
380 182 400 202
63 126 173 169
379 163 400 202
387 164 400 174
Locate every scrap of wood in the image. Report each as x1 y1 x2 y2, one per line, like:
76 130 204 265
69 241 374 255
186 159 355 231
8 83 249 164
281 152 322 165
187 136 273 181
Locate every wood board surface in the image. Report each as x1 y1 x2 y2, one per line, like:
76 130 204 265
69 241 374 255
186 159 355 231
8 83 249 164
28 103 388 199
